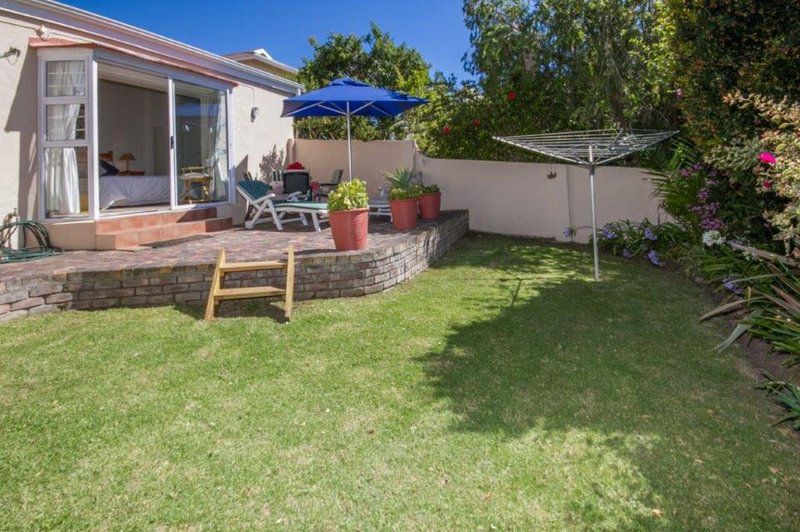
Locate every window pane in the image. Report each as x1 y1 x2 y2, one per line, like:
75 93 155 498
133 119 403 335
46 104 86 141
45 147 87 217
46 60 86 97
174 81 229 204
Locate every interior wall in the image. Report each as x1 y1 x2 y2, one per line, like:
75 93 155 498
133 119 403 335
98 80 168 174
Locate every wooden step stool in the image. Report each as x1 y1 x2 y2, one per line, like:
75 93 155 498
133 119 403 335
204 245 295 320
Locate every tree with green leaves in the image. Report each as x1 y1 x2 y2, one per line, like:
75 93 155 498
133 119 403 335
295 23 432 143
666 0 800 147
420 0 679 161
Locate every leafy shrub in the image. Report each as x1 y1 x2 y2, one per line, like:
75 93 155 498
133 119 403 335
758 379 800 430
421 184 440 194
667 0 800 147
725 93 800 254
327 179 369 212
594 219 690 267
389 185 422 201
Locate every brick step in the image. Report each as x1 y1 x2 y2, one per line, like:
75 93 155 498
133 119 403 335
96 217 232 250
95 207 218 233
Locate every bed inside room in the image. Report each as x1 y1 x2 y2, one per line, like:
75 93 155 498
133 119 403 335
95 63 171 212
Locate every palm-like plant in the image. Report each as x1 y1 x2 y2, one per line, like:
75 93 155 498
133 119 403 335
382 166 415 190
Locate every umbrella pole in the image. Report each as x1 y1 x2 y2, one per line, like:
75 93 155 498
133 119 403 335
346 102 353 181
589 145 600 282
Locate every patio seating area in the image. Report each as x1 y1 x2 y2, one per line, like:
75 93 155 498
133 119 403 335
0 211 468 321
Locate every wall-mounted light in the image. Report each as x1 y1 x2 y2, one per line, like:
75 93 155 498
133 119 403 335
547 171 557 180
251 106 260 121
1 47 20 60
36 24 51 40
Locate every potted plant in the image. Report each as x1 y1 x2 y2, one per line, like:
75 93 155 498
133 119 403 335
419 184 441 220
383 166 421 230
327 179 370 251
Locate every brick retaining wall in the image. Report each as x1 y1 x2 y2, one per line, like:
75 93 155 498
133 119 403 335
0 212 469 322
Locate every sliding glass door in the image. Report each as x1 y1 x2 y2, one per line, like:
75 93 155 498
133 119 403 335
38 48 233 220
173 81 229 205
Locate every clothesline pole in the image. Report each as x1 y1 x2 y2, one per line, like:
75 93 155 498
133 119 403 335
589 145 599 282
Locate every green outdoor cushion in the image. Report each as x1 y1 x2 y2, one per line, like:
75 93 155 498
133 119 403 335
278 201 329 211
236 180 271 201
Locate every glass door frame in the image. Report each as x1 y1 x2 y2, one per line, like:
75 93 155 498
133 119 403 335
36 47 96 221
37 47 236 221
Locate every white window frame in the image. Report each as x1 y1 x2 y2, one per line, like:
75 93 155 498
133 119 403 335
37 47 236 221
37 48 96 220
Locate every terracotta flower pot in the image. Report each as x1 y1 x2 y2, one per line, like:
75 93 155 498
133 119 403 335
329 208 369 251
419 192 441 220
390 198 419 230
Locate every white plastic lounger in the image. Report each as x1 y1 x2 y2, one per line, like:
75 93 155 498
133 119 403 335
236 180 329 231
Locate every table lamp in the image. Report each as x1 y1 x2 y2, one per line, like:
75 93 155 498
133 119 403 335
119 152 135 172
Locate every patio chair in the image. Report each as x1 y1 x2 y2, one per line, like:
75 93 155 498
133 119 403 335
317 169 344 200
282 170 311 196
236 179 329 231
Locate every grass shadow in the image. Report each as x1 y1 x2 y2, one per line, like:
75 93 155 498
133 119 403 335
173 299 289 323
415 233 800 526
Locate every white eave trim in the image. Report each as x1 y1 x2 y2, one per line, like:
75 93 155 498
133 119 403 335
0 0 304 94
224 51 299 75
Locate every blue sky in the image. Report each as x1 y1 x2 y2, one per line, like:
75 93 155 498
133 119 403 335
61 0 473 80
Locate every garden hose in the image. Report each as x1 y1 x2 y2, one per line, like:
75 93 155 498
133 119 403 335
0 215 62 263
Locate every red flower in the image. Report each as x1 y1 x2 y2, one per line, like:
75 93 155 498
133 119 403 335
472 119 481 127
763 179 773 190
442 125 452 135
758 152 777 165
507 91 517 101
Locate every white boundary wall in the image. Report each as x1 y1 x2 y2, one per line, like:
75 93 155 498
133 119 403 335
290 139 667 243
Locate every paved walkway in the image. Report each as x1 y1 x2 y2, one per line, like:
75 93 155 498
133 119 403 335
0 212 464 281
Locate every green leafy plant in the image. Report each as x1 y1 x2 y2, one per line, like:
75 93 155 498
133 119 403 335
724 92 800 254
382 166 416 190
594 219 691 267
327 179 369 212
758 378 800 430
389 184 422 201
421 184 440 194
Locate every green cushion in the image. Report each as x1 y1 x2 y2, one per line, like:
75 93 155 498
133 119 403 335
278 201 329 210
236 180 270 200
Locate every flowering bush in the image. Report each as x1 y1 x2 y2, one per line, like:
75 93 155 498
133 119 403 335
725 92 800 255
654 141 783 248
594 219 688 267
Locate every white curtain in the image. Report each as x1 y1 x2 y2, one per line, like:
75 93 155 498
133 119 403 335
211 94 229 201
45 61 85 215
45 144 80 215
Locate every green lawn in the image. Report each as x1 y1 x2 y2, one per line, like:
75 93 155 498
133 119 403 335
1 234 799 529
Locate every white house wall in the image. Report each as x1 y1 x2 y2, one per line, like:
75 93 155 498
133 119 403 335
0 12 39 223
229 83 294 223
0 9 296 236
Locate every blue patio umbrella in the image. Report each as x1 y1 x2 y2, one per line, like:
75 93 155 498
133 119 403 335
281 78 428 180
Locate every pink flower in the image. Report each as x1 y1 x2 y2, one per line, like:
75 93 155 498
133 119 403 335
758 152 777 165
472 119 481 127
442 125 452 135
507 91 517 102
763 179 773 190
675 88 683 98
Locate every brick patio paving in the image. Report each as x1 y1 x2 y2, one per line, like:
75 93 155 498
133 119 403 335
1 212 463 280
0 211 469 321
